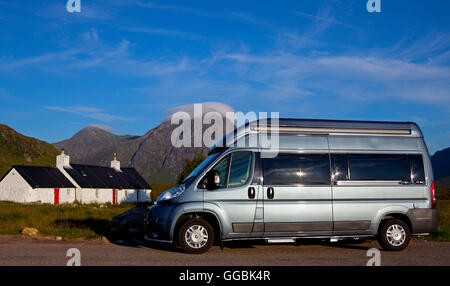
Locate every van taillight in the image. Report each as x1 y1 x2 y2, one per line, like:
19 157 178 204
430 181 436 209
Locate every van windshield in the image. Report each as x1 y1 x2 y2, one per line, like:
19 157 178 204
181 152 222 184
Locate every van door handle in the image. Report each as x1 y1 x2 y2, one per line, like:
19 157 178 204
267 187 274 199
248 187 255 199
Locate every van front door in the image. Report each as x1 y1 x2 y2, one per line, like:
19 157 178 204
262 153 333 235
203 151 260 237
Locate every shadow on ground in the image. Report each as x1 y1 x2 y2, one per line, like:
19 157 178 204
104 206 379 252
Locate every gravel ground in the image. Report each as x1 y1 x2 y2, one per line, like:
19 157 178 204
0 234 449 266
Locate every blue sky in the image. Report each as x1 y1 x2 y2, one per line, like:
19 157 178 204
0 0 449 153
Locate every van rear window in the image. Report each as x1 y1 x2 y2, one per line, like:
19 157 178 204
262 154 330 185
409 154 425 184
348 154 410 181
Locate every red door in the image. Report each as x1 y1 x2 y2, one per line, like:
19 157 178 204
54 188 59 205
112 189 116 205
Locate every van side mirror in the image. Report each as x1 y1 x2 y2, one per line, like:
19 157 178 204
198 170 220 190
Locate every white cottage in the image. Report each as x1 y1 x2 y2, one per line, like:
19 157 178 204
0 165 76 204
0 151 152 205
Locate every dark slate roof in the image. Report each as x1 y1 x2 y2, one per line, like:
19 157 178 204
64 164 151 189
11 165 75 188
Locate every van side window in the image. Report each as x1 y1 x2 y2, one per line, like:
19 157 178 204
212 155 230 188
228 152 253 188
348 154 410 181
409 154 425 184
262 154 330 185
331 154 348 181
210 152 253 189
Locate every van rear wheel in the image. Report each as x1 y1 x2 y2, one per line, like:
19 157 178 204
178 218 214 254
378 219 411 251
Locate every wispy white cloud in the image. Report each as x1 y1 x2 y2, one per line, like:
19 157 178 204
137 1 220 18
216 51 450 103
86 124 114 132
0 49 80 70
0 28 195 77
268 2 361 52
3 25 449 106
2 2 449 108
294 1 360 38
44 105 136 122
315 56 450 81
228 12 280 31
121 26 206 41
294 10 358 33
390 33 450 65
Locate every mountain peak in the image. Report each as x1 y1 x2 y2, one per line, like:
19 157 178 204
53 125 138 163
78 125 113 134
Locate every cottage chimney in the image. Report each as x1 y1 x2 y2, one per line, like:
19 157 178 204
111 153 121 171
56 149 70 169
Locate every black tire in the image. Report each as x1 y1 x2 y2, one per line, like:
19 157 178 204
377 219 411 251
178 218 215 254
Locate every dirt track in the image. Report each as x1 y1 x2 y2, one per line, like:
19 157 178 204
0 235 449 266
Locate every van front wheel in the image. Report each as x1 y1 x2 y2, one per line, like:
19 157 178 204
378 219 411 251
178 218 214 254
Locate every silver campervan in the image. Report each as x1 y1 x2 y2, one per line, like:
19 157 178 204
144 119 438 254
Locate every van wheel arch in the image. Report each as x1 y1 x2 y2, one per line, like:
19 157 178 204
173 212 222 246
377 213 413 235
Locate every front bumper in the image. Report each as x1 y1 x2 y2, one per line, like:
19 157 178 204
143 205 173 242
407 209 438 234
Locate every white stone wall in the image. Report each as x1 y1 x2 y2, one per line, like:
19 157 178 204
34 188 54 204
117 189 137 203
77 189 152 204
116 189 152 203
0 168 33 202
0 185 33 202
36 188 76 204
78 188 114 204
58 188 76 204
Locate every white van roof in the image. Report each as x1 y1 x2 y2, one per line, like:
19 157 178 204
209 118 423 154
248 118 423 137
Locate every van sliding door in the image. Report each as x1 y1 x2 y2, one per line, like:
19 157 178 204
262 153 333 235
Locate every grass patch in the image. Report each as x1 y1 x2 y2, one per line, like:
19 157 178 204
0 201 137 239
436 178 450 200
430 200 450 241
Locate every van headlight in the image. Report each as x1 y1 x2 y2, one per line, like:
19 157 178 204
156 185 186 202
